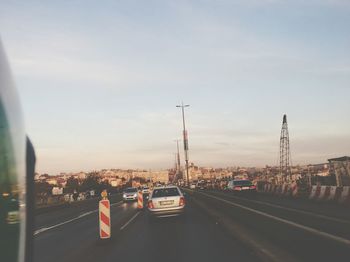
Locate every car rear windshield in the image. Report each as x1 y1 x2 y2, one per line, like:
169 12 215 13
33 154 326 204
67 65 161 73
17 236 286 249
233 180 253 186
125 188 137 193
152 188 180 198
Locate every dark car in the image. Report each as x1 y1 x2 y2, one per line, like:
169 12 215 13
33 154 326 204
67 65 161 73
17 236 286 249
227 180 257 195
196 181 206 190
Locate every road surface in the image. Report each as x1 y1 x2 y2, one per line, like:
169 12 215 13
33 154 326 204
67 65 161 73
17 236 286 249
34 194 256 262
34 191 350 262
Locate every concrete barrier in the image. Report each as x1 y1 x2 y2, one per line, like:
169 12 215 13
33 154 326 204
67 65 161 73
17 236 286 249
339 186 350 204
326 186 338 201
290 182 298 198
317 186 330 201
308 186 350 204
309 186 320 200
257 182 350 206
271 184 277 195
263 183 268 193
281 184 290 196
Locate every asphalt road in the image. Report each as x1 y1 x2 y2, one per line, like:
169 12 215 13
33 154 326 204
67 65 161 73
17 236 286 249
34 195 258 262
34 191 350 262
187 189 350 262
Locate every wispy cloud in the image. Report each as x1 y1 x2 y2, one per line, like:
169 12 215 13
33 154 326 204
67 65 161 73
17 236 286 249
1 1 349 173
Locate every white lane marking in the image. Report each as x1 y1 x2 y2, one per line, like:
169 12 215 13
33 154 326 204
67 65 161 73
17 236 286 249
120 212 140 231
212 191 350 225
192 197 296 262
111 201 123 207
34 200 123 236
34 211 95 235
196 191 350 246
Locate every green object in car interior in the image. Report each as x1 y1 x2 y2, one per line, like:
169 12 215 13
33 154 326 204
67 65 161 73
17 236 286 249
0 39 28 262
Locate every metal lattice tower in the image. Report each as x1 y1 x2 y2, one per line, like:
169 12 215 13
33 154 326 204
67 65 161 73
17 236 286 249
279 114 291 180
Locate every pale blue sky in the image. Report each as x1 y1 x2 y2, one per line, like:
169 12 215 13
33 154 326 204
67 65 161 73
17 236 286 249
1 0 349 174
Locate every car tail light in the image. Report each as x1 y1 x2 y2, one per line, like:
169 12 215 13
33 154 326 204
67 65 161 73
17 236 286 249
148 200 154 209
234 186 242 191
250 185 256 189
179 197 185 206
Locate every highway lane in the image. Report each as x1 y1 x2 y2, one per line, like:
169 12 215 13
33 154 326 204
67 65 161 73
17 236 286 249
203 190 350 239
34 197 259 262
35 194 123 230
34 189 350 262
34 200 139 262
237 191 350 222
188 189 350 261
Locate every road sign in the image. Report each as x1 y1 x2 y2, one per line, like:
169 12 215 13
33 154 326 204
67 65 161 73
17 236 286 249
99 199 111 239
101 190 108 199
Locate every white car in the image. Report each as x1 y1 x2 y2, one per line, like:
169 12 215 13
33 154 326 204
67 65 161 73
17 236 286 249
142 186 150 194
122 187 138 202
147 186 185 218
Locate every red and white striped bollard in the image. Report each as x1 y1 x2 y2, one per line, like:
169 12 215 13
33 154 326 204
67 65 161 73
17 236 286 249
137 190 143 209
99 190 111 239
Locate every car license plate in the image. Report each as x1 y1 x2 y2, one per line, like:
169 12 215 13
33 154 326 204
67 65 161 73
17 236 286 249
160 200 174 206
242 187 250 190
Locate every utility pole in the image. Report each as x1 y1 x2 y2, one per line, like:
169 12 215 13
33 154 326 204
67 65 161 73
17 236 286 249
173 153 178 183
174 139 181 172
176 102 190 186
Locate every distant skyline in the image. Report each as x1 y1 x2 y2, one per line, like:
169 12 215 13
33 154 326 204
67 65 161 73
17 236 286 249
1 1 349 174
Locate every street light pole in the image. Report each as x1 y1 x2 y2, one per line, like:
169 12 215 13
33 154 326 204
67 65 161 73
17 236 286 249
174 139 181 172
176 102 190 186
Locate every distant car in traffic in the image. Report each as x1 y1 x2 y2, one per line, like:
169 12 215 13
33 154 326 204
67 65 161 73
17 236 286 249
196 180 206 190
147 186 185 218
122 187 138 202
142 186 150 194
142 186 151 200
227 180 257 195
190 183 196 189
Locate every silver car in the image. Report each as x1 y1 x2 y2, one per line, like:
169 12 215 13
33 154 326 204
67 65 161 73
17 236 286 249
147 186 185 218
122 187 138 202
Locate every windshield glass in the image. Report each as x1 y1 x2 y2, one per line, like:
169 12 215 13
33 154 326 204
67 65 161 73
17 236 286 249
124 188 137 193
2 2 350 262
152 188 180 198
233 180 253 186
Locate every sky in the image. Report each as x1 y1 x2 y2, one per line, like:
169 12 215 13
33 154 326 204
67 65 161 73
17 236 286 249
0 0 349 174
